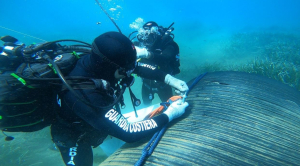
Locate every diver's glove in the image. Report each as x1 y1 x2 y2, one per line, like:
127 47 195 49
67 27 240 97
163 100 189 122
164 74 189 93
135 46 150 59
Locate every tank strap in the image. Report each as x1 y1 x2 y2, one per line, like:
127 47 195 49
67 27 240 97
61 79 97 91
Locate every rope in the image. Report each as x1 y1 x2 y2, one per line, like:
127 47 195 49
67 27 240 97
0 25 47 42
134 72 208 165
94 0 122 34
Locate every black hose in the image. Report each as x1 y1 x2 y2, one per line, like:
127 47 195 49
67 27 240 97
128 31 138 39
62 46 91 54
45 55 125 111
23 39 91 56
44 39 91 47
129 87 139 117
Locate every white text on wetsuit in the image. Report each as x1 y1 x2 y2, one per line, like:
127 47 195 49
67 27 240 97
67 147 77 165
105 109 158 133
138 62 156 70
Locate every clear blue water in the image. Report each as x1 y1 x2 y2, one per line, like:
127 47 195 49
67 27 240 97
1 0 299 42
0 0 300 165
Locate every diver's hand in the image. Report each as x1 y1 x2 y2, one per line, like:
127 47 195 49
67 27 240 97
164 74 189 93
135 46 150 59
163 100 189 122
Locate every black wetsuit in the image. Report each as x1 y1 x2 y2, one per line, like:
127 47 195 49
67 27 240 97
51 54 169 166
137 35 180 105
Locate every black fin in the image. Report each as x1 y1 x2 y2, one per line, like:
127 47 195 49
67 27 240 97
1 35 18 43
5 136 14 141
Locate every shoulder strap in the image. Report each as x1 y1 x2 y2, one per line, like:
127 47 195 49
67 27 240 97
61 78 112 92
160 36 179 53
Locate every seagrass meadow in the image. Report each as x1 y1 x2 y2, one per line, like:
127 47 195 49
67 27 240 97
178 31 300 91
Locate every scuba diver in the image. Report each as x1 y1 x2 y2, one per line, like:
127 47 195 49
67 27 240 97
132 21 181 105
51 31 189 166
